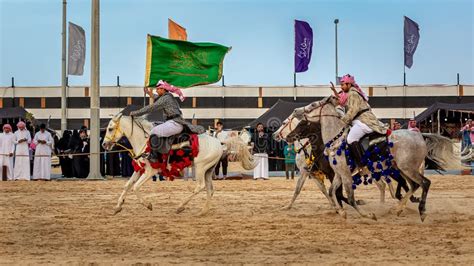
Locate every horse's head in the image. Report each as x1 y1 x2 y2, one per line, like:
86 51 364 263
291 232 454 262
102 113 125 151
293 96 340 122
272 114 302 142
286 120 323 144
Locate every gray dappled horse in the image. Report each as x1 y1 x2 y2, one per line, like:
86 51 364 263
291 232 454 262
274 96 464 222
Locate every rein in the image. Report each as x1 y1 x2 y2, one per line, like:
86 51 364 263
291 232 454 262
104 115 150 158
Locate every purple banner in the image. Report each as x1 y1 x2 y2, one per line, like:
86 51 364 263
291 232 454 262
404 16 420 69
294 20 313 73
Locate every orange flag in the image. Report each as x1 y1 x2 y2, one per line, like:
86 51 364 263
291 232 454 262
168 19 187 41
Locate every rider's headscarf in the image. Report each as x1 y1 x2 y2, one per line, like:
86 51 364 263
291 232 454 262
157 80 185 102
338 74 368 106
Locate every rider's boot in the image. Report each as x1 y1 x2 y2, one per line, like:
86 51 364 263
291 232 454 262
349 141 370 176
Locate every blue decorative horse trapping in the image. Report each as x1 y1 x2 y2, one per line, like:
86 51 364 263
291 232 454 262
324 130 400 189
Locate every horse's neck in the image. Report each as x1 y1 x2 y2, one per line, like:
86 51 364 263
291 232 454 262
319 110 346 144
122 117 152 155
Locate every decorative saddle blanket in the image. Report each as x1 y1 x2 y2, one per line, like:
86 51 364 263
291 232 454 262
132 134 199 180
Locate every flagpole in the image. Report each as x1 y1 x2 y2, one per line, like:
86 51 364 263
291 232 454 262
334 19 339 83
403 16 407 120
87 0 103 179
61 0 67 132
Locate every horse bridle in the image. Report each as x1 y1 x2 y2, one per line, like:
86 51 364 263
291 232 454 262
278 98 341 140
104 114 150 157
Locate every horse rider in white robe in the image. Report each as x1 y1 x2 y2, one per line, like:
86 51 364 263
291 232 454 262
32 124 53 180
332 74 387 175
14 121 32 180
0 124 15 180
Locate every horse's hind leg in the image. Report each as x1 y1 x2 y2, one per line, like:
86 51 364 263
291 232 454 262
113 170 141 215
176 166 206 214
394 170 421 217
417 174 431 222
198 165 217 216
282 169 309 210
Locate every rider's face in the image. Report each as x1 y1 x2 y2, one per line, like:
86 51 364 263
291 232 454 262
156 87 166 96
340 83 351 92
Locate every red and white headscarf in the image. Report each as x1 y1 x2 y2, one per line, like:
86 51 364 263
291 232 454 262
338 74 368 106
3 124 12 131
157 80 185 102
17 121 26 129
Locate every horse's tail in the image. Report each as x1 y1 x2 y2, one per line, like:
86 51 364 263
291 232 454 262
223 136 257 170
422 133 469 170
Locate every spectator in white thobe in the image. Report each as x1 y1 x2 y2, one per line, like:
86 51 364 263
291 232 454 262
32 124 53 180
251 123 270 180
0 124 15 180
14 121 31 180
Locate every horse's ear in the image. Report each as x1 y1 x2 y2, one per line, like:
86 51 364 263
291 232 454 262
112 113 123 122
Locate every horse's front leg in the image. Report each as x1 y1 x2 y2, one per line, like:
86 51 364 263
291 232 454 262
328 173 346 218
132 167 158 211
113 170 141 215
374 179 386 203
311 171 335 208
341 173 377 221
281 169 309 210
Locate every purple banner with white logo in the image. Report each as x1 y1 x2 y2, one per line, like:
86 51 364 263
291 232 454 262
404 16 420 69
294 20 313 73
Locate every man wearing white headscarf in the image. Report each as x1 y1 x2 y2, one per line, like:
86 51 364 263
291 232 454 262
0 124 15 180
32 124 53 180
14 121 31 180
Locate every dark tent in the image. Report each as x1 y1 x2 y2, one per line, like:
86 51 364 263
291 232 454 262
120 104 164 122
247 100 309 128
0 106 27 119
415 102 474 123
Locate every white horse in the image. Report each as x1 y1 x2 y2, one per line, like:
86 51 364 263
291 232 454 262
274 96 464 222
102 114 255 215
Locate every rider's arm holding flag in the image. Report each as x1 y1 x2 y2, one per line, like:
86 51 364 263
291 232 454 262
129 93 165 117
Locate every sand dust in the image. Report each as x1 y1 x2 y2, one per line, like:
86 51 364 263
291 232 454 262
1 175 473 264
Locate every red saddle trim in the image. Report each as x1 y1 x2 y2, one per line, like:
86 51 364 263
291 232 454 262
133 134 200 181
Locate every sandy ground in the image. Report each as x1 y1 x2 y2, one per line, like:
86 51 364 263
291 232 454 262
1 175 473 265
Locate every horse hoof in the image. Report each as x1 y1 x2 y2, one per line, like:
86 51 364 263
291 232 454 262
370 213 377 221
339 210 347 219
176 206 185 214
410 196 421 203
356 200 366 206
281 205 291 211
146 203 153 211
396 208 403 216
197 209 209 216
420 213 427 222
113 207 122 215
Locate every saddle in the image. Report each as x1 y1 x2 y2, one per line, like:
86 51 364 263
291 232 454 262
359 131 387 151
147 132 192 163
149 133 191 155
349 132 390 169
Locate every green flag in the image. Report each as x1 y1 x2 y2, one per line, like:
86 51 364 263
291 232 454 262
145 35 231 88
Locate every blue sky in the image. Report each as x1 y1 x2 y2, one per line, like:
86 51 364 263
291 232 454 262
1 0 473 87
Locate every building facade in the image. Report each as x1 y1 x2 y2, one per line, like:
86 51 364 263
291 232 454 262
1 84 473 130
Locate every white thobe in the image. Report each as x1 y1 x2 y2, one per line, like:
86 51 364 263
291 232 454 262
33 131 53 180
0 132 15 180
253 153 269 180
14 129 31 180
